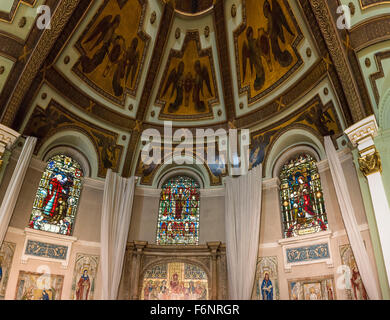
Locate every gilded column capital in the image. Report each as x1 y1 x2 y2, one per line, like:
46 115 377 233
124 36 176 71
358 147 382 176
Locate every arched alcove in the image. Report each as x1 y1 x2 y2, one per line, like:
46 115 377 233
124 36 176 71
264 127 326 179
36 130 99 178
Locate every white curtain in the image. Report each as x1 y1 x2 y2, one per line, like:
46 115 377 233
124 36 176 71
0 136 36 247
324 136 380 300
225 165 263 300
100 169 136 300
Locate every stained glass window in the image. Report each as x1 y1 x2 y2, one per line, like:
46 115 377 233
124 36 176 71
28 155 83 236
279 154 328 238
157 176 200 245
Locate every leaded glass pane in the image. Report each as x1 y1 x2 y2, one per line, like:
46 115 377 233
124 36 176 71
28 155 84 236
279 154 328 238
157 176 200 245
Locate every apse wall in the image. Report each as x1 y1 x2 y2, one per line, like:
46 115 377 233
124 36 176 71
0 148 226 300
0 145 381 300
254 149 380 300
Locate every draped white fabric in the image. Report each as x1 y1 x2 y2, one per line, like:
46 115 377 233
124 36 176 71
100 169 136 300
0 136 36 247
225 165 263 300
324 136 380 300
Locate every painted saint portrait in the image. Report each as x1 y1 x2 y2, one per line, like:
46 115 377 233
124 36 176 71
15 271 64 300
340 244 368 300
71 253 99 300
0 242 16 299
141 262 209 300
235 0 302 103
74 0 149 104
157 32 218 120
252 256 279 300
288 276 335 300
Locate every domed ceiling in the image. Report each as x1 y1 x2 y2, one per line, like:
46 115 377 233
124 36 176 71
1 0 387 184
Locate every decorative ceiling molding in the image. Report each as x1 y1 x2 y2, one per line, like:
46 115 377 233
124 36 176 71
309 0 366 122
1 0 81 128
350 14 390 51
213 0 235 123
0 0 36 23
369 50 390 104
122 2 175 178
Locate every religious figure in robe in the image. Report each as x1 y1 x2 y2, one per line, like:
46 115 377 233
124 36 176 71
170 273 181 294
0 257 3 283
351 266 368 300
261 273 273 300
42 173 67 217
41 289 50 300
76 270 91 300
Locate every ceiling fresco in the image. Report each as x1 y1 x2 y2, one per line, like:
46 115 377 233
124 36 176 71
234 0 303 105
73 0 150 106
155 31 219 121
1 0 386 179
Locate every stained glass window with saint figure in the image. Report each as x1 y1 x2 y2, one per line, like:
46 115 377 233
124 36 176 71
157 176 200 245
279 154 328 238
28 155 83 236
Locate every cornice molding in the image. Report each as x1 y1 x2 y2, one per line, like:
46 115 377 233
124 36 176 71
309 0 366 122
345 115 379 146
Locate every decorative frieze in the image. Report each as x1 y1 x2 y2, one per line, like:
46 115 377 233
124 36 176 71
286 243 330 264
278 230 333 272
24 240 68 260
21 227 77 268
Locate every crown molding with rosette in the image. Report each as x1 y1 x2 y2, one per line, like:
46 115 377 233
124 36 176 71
1 0 81 127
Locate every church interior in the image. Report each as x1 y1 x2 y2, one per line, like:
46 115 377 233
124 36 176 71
0 0 390 301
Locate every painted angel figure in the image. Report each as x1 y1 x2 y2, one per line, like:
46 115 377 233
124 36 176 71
162 61 185 113
297 106 336 136
162 60 213 113
263 0 295 67
192 60 213 112
80 15 121 74
111 37 140 97
242 26 272 91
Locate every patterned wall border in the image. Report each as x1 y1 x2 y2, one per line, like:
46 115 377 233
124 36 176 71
24 239 68 260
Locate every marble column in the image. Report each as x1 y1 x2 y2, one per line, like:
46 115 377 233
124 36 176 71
345 115 390 287
0 124 20 170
